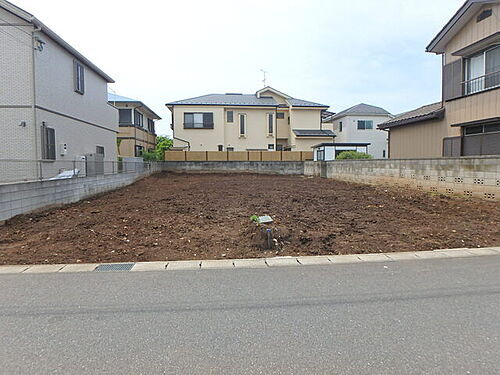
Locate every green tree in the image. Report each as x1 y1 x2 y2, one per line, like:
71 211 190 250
142 136 173 161
336 151 373 160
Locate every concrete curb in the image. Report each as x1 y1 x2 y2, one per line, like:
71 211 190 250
0 247 499 275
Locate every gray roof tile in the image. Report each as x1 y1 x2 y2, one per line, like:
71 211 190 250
167 90 329 108
378 102 444 129
326 103 391 121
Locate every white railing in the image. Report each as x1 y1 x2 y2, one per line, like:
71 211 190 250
463 70 500 95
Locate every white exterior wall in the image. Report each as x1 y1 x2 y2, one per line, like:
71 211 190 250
0 8 36 161
329 115 391 159
0 6 117 171
33 30 118 162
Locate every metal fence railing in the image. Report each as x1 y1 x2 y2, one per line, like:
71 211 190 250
0 159 163 185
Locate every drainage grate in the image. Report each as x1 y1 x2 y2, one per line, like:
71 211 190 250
94 263 135 272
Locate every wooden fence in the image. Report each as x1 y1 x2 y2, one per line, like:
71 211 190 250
165 151 313 162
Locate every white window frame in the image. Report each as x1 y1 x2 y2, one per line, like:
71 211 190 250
239 114 246 137
357 120 373 130
267 113 274 136
74 61 85 95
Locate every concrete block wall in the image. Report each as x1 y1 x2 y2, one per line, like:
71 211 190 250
0 163 163 222
304 157 500 201
161 161 305 175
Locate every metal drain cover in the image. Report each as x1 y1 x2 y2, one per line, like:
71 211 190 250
94 263 135 272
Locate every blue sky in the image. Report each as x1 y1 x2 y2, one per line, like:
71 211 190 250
16 0 464 135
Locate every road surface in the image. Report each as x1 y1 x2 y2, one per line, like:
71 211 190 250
1 256 499 374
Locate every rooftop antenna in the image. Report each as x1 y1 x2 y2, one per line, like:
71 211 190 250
260 69 268 87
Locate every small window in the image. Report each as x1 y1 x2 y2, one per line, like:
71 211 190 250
268 113 274 135
96 146 105 156
135 145 144 157
227 111 234 123
268 144 275 151
484 123 500 133
74 61 85 94
184 113 214 129
239 114 246 136
317 149 325 161
276 112 285 119
218 145 223 151
276 144 284 151
339 121 343 132
119 109 132 125
477 9 492 23
147 118 155 133
357 120 373 130
134 110 144 127
227 147 234 152
383 150 386 158
41 125 56 160
464 125 483 135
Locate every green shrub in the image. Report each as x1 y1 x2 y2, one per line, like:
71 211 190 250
336 151 373 160
142 151 159 161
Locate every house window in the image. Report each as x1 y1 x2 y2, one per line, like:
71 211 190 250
276 112 285 119
357 120 373 130
227 147 234 152
465 45 500 94
74 61 85 94
239 114 246 136
135 145 144 157
184 113 214 129
317 149 325 161
268 144 275 151
134 110 144 127
41 125 56 160
276 144 284 151
227 111 234 123
96 146 105 156
383 150 386 158
268 113 274 135
147 118 155 133
119 109 132 125
339 121 343 132
218 145 223 151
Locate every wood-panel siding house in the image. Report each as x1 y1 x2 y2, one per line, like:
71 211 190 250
379 0 500 158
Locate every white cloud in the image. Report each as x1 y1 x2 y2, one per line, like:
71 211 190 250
15 0 464 135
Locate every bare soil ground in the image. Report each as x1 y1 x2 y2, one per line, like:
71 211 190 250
0 173 499 265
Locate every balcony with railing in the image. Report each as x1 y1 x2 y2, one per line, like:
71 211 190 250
463 70 500 95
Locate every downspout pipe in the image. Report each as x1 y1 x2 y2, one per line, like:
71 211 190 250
31 25 41 166
167 105 190 150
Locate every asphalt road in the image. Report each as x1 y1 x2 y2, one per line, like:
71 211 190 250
0 256 499 374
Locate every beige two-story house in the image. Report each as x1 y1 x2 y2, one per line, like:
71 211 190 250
0 0 118 181
379 0 500 158
108 93 160 157
166 87 333 152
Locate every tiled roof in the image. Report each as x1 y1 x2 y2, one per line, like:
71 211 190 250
288 98 329 108
378 102 444 130
326 103 391 121
108 93 161 120
293 129 336 137
167 94 278 107
166 90 329 108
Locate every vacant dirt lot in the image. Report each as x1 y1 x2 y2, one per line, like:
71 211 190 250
0 173 499 265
